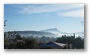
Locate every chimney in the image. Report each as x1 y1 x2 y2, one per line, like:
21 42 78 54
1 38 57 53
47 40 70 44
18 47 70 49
66 43 68 49
69 44 72 49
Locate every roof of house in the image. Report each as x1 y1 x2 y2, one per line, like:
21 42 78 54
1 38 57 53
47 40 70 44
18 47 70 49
17 40 25 43
40 42 66 48
52 42 66 48
9 34 16 39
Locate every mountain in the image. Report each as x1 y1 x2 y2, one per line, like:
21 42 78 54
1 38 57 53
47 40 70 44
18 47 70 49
4 29 84 38
41 28 60 33
5 31 57 37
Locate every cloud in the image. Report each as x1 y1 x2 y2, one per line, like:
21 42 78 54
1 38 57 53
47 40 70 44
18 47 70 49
58 8 84 18
19 4 84 14
6 4 84 18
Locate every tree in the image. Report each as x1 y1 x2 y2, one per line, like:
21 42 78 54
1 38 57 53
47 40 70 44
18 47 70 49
4 20 7 26
16 34 22 40
25 38 39 49
75 37 84 49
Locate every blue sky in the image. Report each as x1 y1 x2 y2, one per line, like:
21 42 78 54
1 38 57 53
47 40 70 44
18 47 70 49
4 4 84 33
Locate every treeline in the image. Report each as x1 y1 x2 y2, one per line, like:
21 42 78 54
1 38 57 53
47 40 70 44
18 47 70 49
56 35 84 49
4 33 84 49
4 37 39 49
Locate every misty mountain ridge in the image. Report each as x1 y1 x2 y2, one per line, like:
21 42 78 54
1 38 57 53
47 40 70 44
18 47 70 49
41 28 60 33
5 31 57 38
4 28 84 38
40 28 84 38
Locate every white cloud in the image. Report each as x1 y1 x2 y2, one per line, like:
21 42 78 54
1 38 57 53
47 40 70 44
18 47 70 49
19 4 84 14
58 8 84 18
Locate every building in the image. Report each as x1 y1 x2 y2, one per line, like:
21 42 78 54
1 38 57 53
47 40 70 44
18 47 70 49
9 34 17 42
39 42 67 49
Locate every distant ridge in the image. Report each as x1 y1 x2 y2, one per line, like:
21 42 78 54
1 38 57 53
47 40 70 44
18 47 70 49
5 31 57 37
41 28 60 33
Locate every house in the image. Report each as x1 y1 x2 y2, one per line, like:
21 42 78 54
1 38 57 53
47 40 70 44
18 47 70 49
39 42 67 49
17 40 25 43
9 33 17 42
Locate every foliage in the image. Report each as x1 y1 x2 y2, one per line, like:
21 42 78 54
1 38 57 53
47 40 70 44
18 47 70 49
16 34 22 40
56 35 84 49
4 34 40 49
4 33 84 49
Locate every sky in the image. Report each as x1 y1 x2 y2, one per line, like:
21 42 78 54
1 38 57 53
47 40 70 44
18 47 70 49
4 4 84 33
